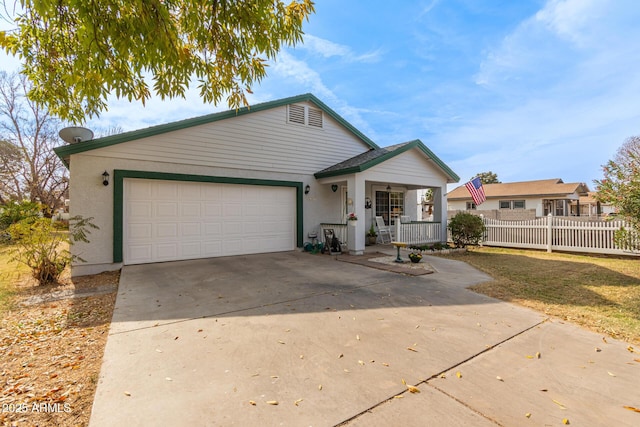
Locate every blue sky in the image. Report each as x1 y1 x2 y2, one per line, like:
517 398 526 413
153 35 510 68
2 0 640 189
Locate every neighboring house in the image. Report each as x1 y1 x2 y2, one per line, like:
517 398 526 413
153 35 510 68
54 94 459 276
447 178 590 219
570 192 617 218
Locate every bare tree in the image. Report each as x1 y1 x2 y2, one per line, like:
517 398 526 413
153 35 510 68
0 72 67 215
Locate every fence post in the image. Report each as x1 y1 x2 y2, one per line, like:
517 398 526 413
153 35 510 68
546 213 553 253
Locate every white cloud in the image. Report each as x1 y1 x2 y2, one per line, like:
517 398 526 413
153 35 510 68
300 34 382 63
436 0 640 185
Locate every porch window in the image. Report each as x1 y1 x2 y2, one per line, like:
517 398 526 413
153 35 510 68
466 202 476 210
375 191 404 225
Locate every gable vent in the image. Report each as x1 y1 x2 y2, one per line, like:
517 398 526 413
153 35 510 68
308 108 323 128
288 104 305 125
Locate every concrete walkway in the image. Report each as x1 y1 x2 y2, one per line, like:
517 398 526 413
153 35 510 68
89 251 639 426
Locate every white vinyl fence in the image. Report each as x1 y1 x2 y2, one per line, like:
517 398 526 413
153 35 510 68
482 215 639 256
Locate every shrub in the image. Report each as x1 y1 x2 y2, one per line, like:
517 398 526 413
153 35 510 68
0 200 41 231
448 212 486 248
8 216 98 285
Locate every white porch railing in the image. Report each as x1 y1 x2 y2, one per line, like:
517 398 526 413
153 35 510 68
396 221 442 245
482 215 640 256
319 223 348 249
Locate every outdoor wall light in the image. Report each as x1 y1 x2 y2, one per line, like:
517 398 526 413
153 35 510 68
102 170 110 186
365 197 372 209
305 184 310 195
386 184 391 191
331 184 338 192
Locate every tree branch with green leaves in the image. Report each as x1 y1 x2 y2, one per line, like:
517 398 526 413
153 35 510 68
0 0 315 122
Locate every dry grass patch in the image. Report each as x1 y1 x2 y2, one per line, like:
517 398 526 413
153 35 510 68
441 247 640 344
0 244 119 426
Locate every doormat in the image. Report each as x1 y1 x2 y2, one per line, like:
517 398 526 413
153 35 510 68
336 252 434 276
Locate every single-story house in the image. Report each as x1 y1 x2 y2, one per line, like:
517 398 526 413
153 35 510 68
54 94 459 276
447 178 590 219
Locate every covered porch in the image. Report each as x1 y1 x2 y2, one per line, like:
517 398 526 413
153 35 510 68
312 140 459 255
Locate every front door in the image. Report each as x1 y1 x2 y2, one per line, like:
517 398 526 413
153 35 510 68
375 191 404 225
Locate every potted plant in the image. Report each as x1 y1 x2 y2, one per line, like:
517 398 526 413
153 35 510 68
347 212 358 226
366 223 377 245
408 252 422 263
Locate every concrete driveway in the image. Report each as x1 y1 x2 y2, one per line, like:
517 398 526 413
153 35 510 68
90 251 639 426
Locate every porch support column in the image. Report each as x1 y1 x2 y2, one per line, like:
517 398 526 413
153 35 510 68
346 175 365 255
432 186 448 243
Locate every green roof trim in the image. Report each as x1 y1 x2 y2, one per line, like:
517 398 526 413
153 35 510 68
314 139 460 183
54 93 379 166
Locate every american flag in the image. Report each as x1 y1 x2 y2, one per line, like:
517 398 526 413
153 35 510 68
465 177 486 205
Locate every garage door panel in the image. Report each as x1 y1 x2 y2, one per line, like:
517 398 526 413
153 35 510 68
182 242 202 257
204 203 222 216
157 223 178 238
223 222 243 235
155 183 179 200
203 223 222 235
128 223 152 240
128 245 152 263
203 241 222 256
156 202 178 218
180 202 201 216
129 181 153 198
180 183 201 199
181 223 201 236
223 203 243 217
124 179 295 264
129 201 152 218
156 243 178 260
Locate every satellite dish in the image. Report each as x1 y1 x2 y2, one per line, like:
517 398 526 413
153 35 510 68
59 126 94 144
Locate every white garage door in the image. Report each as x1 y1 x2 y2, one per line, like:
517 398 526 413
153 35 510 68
124 179 296 264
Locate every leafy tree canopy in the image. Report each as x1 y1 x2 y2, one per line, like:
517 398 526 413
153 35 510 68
474 171 501 184
0 0 315 122
594 136 640 249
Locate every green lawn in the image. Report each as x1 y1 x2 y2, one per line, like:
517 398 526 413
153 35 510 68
441 247 640 344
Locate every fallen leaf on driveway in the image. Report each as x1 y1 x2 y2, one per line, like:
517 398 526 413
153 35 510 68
552 399 566 409
496 376 504 382
266 400 279 405
249 400 256 406
124 391 131 396
608 371 616 377
294 398 303 406
562 418 570 424
623 406 640 412
627 346 636 353
407 347 418 352
407 385 420 393
456 371 462 378
525 413 531 418
277 340 285 344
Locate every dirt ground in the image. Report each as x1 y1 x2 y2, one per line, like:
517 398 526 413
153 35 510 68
0 270 119 427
